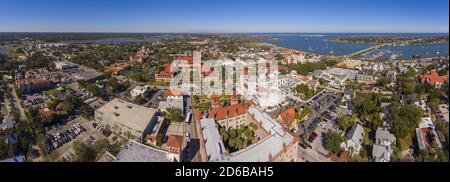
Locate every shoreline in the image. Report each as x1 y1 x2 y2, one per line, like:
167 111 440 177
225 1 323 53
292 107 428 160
260 37 448 60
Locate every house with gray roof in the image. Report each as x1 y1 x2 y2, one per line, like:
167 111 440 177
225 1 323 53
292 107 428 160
372 127 396 162
5 133 19 145
375 128 396 147
0 155 26 162
0 119 16 130
372 144 391 162
343 124 364 154
343 88 355 101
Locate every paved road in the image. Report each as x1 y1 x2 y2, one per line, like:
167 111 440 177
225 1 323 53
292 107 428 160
8 84 27 121
181 95 202 162
297 147 330 162
1 95 12 118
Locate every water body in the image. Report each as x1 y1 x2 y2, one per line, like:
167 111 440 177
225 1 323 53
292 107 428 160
381 43 448 60
261 33 449 59
57 35 176 45
262 33 374 55
0 46 10 54
58 37 144 44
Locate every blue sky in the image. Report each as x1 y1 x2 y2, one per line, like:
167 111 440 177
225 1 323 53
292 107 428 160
0 0 448 33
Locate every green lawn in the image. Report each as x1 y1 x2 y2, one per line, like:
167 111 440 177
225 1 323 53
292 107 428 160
149 81 170 86
44 88 60 96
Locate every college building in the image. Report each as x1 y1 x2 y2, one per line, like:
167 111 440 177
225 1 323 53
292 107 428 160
95 98 158 142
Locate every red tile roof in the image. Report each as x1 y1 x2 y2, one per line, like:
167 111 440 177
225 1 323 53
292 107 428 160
209 104 248 121
155 64 174 78
279 107 297 126
165 90 183 97
175 55 193 64
16 79 51 85
38 108 56 119
166 134 184 151
419 71 449 85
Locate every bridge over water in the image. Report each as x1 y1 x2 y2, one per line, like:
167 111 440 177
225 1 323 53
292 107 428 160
346 43 391 58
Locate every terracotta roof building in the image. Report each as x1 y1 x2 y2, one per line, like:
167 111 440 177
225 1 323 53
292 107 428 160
155 64 177 82
209 104 249 129
166 134 184 162
174 55 193 64
278 107 298 130
38 108 56 121
419 70 449 88
104 63 131 74
16 79 53 94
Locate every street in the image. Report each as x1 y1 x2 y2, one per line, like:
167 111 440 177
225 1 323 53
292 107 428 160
7 84 27 121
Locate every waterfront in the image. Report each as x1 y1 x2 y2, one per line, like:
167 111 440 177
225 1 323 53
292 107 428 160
262 33 449 59
57 35 176 45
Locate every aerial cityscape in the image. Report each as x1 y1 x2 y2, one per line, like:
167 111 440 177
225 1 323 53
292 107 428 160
0 0 448 163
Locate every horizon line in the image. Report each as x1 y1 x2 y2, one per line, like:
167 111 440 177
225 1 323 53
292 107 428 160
0 31 449 34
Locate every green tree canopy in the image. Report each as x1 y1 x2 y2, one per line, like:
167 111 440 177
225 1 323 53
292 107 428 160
325 132 343 154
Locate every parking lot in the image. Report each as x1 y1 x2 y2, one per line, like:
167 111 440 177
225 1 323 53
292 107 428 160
296 90 341 155
297 146 330 162
45 116 115 161
309 121 337 156
144 89 165 108
46 121 86 151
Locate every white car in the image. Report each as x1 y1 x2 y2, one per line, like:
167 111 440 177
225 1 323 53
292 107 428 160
186 132 191 142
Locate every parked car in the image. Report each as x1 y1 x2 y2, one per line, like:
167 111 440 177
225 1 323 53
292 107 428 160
308 132 318 143
186 132 191 143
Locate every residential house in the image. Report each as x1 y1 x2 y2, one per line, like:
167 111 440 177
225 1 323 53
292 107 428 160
1 119 16 130
343 124 364 155
416 117 442 151
372 127 396 162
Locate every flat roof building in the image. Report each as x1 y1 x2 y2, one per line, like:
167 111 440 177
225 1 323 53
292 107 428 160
416 118 442 151
54 61 77 70
98 140 174 162
95 98 157 142
200 118 226 162
130 85 149 98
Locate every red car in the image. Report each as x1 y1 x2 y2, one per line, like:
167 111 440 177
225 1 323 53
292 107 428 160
308 132 318 142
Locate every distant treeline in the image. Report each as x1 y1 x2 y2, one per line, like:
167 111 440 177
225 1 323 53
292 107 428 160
0 33 171 42
334 36 449 45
